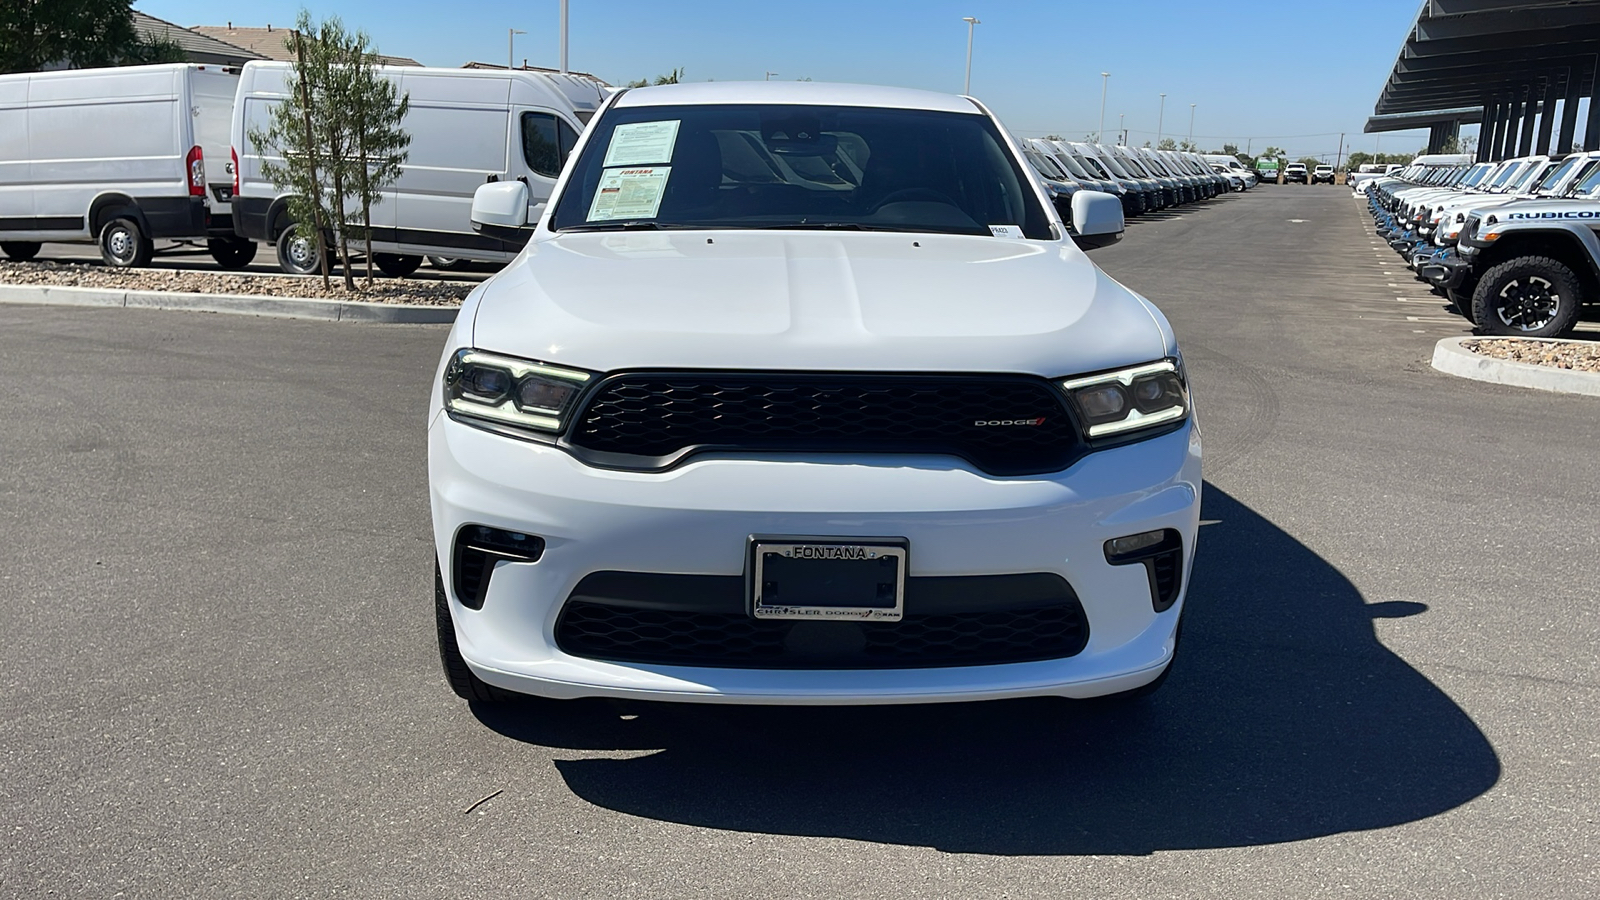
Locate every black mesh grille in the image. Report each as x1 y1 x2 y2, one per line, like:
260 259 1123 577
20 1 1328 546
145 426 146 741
554 572 1090 669
566 373 1081 476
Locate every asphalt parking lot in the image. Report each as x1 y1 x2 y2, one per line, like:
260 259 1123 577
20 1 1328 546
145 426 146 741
4 187 1598 898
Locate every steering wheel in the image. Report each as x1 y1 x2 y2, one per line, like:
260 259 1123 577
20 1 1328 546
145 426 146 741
867 187 961 214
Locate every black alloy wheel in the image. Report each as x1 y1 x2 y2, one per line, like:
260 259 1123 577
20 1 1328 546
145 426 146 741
1471 256 1581 338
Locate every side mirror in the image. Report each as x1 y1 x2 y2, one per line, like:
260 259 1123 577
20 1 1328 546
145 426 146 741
1069 190 1125 251
471 181 532 241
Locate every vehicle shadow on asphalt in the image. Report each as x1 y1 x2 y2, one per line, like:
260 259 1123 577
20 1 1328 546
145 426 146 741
473 482 1500 855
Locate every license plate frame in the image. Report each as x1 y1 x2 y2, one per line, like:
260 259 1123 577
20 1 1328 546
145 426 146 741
748 536 907 622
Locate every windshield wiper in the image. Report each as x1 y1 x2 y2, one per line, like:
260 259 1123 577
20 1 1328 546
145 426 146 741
558 221 712 233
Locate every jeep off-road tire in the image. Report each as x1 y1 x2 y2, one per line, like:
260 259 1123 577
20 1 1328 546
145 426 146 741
1470 256 1582 338
1 241 41 261
435 562 519 704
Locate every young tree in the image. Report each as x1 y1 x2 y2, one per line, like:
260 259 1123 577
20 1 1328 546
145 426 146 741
345 32 410 287
251 10 337 289
1262 146 1286 159
1157 138 1178 151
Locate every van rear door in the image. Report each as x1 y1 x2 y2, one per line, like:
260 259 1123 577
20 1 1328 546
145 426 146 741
188 67 240 212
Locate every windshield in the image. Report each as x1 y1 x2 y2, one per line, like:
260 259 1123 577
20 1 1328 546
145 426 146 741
1514 163 1553 192
1533 157 1581 193
1072 149 1116 180
1460 165 1493 187
1047 146 1097 180
549 103 1052 238
1026 148 1069 181
1089 148 1136 179
1572 162 1600 195
1487 163 1525 189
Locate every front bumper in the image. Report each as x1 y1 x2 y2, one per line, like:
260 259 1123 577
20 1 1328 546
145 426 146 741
428 414 1203 704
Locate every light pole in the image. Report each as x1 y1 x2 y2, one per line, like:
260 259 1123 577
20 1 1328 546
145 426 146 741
1097 72 1109 142
1118 113 1125 145
558 0 568 73
765 71 779 81
1157 93 1166 145
962 17 979 95
1187 103 1196 148
508 28 526 70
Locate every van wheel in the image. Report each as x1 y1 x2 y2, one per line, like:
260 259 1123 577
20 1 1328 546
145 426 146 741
275 224 324 276
208 237 257 270
1471 256 1581 337
98 217 153 268
1 241 41 261
373 253 423 278
435 561 518 704
427 256 464 270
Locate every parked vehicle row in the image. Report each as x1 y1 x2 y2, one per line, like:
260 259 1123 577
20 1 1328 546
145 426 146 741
1020 139 1243 230
0 61 608 275
1363 151 1600 336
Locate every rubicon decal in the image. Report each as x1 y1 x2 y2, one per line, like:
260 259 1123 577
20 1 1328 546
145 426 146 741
974 418 1047 426
1507 211 1600 219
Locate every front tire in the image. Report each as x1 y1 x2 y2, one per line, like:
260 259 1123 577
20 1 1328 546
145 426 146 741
373 253 423 278
98 217 153 268
1 241 41 261
275 223 324 276
1471 256 1581 337
435 562 519 704
208 237 257 270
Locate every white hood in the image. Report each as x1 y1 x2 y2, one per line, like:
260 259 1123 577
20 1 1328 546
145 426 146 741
467 231 1168 377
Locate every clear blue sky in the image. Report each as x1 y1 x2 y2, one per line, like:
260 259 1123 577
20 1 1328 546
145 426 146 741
139 0 1443 161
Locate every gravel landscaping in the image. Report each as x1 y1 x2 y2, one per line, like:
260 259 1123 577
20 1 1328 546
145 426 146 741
0 260 470 306
1465 338 1600 374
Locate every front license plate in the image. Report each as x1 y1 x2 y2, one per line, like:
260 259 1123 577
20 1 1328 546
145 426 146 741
750 538 907 621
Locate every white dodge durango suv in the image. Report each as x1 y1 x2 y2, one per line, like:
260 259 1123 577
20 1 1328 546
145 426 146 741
428 81 1201 708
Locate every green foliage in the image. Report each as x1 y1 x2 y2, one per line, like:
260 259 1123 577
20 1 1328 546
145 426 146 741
1221 143 1240 157
626 67 684 88
1156 138 1177 151
0 0 192 73
1262 146 1286 159
1297 157 1322 168
251 11 411 291
1042 134 1065 142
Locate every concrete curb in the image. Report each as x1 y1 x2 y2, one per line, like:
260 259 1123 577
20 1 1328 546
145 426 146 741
1432 336 1600 397
0 282 458 324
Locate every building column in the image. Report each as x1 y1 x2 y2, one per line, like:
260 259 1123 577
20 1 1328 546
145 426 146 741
1587 60 1600 152
1558 63 1584 154
1503 89 1524 159
1517 82 1538 156
1536 74 1560 154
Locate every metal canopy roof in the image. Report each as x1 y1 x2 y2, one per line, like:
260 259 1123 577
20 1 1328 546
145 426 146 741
1368 0 1600 133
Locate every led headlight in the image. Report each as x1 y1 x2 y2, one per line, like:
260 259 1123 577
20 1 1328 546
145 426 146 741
443 348 591 435
1060 359 1189 439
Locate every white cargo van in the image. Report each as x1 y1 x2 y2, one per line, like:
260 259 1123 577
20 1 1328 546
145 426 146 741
0 63 251 267
232 62 602 276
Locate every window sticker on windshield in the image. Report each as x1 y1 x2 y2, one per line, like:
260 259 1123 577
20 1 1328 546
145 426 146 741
988 224 1024 239
588 166 671 221
602 120 681 167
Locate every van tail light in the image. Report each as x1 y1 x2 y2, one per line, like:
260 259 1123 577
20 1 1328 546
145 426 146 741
231 146 240 194
186 146 205 196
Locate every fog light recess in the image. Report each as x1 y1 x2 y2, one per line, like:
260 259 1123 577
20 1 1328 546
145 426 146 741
452 525 545 610
1103 529 1184 612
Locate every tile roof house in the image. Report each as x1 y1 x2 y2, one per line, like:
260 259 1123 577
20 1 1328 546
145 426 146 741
132 11 265 66
189 24 423 67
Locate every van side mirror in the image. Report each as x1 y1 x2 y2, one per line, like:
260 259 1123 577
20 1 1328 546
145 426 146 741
471 181 533 241
1069 190 1125 251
